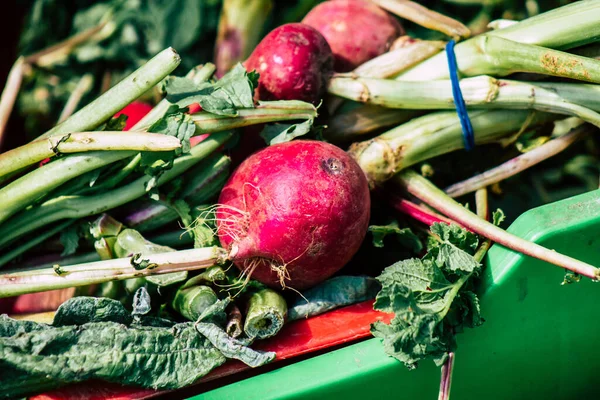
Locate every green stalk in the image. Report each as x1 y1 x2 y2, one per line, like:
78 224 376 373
38 48 181 140
0 131 181 179
0 220 74 268
215 0 273 76
348 109 555 186
352 38 446 79
329 75 600 127
226 303 243 338
370 0 470 39
244 288 288 340
394 170 600 281
0 151 136 225
445 126 588 198
172 285 218 321
0 57 25 148
89 64 218 192
0 246 228 298
395 1 600 81
326 106 419 143
123 153 230 232
192 101 318 133
0 132 233 249
534 82 600 112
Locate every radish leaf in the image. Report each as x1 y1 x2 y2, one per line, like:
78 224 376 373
372 224 483 369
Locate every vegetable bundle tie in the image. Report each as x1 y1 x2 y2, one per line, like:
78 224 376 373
445 39 475 151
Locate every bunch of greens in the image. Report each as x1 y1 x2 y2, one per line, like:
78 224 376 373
0 294 275 399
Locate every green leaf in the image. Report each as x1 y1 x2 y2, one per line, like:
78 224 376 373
374 258 451 315
260 118 315 145
196 322 276 368
493 209 506 227
165 64 256 116
53 297 132 326
288 276 381 321
368 221 423 254
371 223 484 369
59 224 80 257
0 320 226 396
426 223 480 275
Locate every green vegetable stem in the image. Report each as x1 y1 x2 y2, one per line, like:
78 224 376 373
244 288 288 340
394 170 600 281
0 131 233 249
214 0 274 76
328 76 600 127
0 246 227 298
348 109 555 187
172 285 218 321
0 131 182 179
39 47 181 140
395 0 600 80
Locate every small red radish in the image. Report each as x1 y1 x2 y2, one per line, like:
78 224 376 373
216 140 370 290
244 23 334 104
302 0 404 72
114 101 154 131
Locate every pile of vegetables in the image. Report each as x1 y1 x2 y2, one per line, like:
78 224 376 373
1 0 600 398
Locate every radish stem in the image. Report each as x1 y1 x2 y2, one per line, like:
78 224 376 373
395 1 600 81
349 109 555 187
397 36 600 82
38 47 181 140
328 75 600 127
0 131 181 179
0 246 227 298
24 20 111 67
445 126 589 198
326 106 419 143
390 196 456 227
394 170 600 280
352 38 446 79
370 0 470 39
57 74 94 123
191 101 317 133
438 352 455 400
0 131 233 249
0 57 25 149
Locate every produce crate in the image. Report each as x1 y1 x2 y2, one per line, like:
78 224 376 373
194 188 600 400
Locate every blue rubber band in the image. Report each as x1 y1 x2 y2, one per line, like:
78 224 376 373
445 40 475 151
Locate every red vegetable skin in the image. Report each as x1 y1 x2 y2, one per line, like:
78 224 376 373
114 101 154 131
244 23 334 104
217 140 370 290
302 0 403 72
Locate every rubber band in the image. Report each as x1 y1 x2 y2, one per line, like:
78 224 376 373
445 40 475 151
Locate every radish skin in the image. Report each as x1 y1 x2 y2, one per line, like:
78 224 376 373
217 140 370 290
303 0 403 72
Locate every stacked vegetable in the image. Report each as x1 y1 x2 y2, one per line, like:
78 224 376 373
1 0 600 398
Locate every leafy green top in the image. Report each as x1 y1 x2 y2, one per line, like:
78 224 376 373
371 223 484 369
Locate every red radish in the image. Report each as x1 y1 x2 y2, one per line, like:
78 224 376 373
114 101 154 131
244 23 334 104
302 0 404 72
216 140 370 290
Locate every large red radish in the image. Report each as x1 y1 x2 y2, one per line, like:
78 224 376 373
216 140 370 290
302 0 404 72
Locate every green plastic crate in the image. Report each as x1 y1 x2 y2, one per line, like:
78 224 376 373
196 189 600 399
